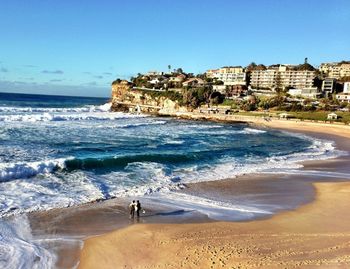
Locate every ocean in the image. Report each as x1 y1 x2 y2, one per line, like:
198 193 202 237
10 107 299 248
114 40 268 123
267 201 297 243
0 92 343 268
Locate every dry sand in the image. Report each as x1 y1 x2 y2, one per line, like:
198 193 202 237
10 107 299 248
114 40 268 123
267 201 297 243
78 121 350 269
79 182 350 269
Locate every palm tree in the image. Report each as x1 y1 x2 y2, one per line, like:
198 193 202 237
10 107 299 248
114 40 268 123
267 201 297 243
168 65 171 73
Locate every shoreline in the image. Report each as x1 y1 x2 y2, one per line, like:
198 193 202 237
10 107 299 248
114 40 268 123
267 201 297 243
75 115 350 269
158 110 350 138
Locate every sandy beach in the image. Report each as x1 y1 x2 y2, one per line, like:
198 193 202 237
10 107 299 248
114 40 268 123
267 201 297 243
76 120 350 269
79 182 350 269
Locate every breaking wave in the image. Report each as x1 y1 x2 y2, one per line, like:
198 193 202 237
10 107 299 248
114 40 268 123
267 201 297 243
0 136 343 186
0 159 67 182
0 102 112 113
0 112 145 122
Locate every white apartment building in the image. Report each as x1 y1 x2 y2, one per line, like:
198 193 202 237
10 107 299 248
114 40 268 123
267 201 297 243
251 65 315 90
319 62 350 79
322 78 336 94
343 82 350 93
206 67 246 86
146 71 164 76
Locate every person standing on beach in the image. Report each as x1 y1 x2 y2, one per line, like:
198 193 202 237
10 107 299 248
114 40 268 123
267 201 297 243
129 200 136 218
136 200 141 218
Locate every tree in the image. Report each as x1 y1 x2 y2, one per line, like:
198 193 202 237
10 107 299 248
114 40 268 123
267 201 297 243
176 68 183 74
246 62 257 72
213 79 224 85
168 65 171 73
111 78 122 85
295 63 316 71
274 72 283 94
209 91 224 106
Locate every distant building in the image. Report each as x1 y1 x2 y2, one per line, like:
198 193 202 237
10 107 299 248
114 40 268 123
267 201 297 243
327 113 338 120
322 78 336 95
182 78 205 88
169 74 186 83
212 85 227 94
344 82 350 93
319 62 350 79
251 65 315 90
149 77 165 84
146 71 164 76
335 82 350 102
206 67 246 86
226 85 248 98
288 87 321 99
336 93 350 103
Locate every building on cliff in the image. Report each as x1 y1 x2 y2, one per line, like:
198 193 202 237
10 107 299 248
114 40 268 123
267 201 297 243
206 67 246 86
250 65 315 91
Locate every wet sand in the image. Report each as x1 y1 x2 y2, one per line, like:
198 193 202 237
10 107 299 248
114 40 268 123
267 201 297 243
75 122 350 269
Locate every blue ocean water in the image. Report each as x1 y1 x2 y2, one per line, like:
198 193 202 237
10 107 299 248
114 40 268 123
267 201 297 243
0 92 340 218
0 92 343 268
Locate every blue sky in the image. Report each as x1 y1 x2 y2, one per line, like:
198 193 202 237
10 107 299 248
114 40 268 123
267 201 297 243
0 0 349 97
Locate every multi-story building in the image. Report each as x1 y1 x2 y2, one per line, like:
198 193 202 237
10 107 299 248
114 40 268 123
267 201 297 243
322 78 336 95
335 82 350 103
319 62 350 79
250 65 315 90
206 67 246 86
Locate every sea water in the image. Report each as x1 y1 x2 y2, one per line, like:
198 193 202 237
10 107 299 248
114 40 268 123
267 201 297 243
0 92 344 268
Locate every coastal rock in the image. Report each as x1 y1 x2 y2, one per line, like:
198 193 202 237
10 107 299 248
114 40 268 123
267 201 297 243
111 81 188 114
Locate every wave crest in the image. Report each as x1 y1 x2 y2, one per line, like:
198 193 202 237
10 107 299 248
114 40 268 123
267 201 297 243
0 103 111 113
0 159 67 182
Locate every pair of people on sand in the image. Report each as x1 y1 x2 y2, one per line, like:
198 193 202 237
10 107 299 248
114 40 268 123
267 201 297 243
129 200 141 218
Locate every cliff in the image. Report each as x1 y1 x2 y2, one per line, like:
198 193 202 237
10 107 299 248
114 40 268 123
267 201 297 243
111 81 188 114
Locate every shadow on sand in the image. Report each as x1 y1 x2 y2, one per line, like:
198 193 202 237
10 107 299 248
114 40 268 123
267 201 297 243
143 209 194 218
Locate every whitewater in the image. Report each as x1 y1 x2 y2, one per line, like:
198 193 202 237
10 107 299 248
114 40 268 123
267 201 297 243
0 92 346 268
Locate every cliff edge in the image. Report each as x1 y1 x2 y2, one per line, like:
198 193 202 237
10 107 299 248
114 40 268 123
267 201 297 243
111 80 188 114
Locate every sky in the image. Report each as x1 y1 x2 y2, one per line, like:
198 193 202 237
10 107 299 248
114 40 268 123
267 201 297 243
0 0 349 97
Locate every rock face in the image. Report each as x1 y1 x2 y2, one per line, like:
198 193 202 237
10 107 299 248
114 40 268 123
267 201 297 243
111 81 188 113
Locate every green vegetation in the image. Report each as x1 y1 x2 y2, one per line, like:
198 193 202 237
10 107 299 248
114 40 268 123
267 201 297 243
235 110 350 124
138 89 183 102
288 111 350 124
136 87 225 109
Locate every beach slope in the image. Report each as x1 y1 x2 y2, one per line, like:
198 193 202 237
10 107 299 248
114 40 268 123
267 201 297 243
78 182 350 268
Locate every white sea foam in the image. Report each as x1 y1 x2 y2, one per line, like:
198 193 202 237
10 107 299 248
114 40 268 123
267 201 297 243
0 159 67 182
118 120 167 128
0 111 145 122
240 127 267 134
153 192 272 220
164 139 185 145
0 102 148 122
0 215 56 269
184 126 267 136
169 137 344 184
0 171 104 217
185 124 224 129
0 103 112 114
